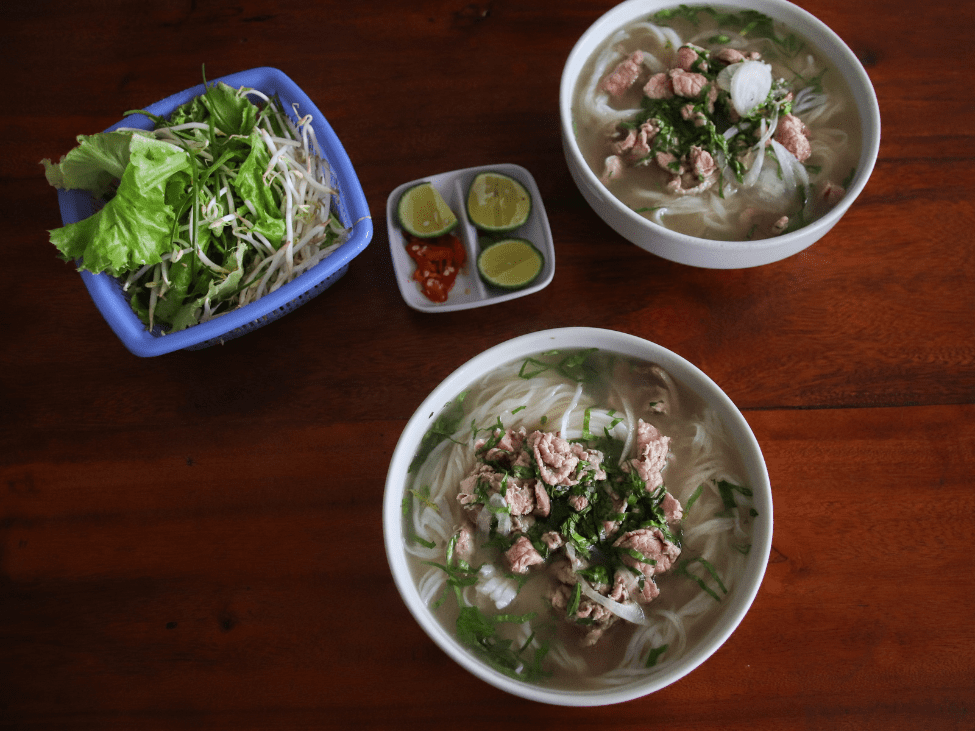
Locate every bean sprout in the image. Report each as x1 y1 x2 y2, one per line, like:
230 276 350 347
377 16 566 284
139 83 352 329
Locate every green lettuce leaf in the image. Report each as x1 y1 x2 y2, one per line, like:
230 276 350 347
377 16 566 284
148 254 197 327
168 240 250 332
233 129 285 243
41 130 140 199
46 134 191 276
201 81 258 137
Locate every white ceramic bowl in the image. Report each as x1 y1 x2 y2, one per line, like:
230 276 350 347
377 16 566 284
559 0 881 268
383 327 772 705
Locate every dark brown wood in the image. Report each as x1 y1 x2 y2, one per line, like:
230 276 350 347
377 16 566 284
2 0 973 728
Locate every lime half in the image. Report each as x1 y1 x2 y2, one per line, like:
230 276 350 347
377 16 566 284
477 238 544 290
466 172 532 233
397 182 459 238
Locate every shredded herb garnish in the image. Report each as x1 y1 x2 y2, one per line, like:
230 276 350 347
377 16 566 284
409 391 468 473
678 556 729 602
427 551 551 682
645 643 670 667
518 349 600 383
408 487 439 512
566 582 583 617
684 483 705 515
715 479 754 515
656 6 806 58
402 485 436 549
841 166 857 189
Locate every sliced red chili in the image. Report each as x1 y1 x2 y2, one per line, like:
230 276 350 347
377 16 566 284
404 233 466 303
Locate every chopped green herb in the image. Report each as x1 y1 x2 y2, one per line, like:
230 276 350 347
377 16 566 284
620 547 656 566
402 486 437 548
519 357 553 379
408 487 439 512
582 407 594 440
579 565 610 585
645 643 669 667
409 391 469 473
684 483 705 515
841 166 857 189
679 556 728 602
652 5 705 25
454 605 551 682
715 479 753 514
566 582 583 617
518 349 599 384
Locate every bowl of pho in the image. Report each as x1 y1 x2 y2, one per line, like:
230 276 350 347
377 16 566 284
383 328 772 705
560 0 881 268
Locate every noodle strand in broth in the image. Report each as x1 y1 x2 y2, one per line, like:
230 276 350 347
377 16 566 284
571 6 861 240
403 349 757 689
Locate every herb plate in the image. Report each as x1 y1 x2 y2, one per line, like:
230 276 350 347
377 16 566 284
53 67 373 357
386 164 555 312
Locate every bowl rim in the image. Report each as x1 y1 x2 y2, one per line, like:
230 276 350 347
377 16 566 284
57 66 373 357
558 0 882 259
383 327 773 705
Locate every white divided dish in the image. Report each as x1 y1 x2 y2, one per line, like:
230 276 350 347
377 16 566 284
387 164 555 312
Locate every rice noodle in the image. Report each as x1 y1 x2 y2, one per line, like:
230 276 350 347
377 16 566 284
403 351 755 689
570 9 861 240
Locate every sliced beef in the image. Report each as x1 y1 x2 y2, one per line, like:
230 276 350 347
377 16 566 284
628 419 670 489
774 113 811 162
504 535 545 574
614 527 681 576
600 51 644 97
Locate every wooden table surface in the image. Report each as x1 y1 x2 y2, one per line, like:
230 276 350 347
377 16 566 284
2 0 973 728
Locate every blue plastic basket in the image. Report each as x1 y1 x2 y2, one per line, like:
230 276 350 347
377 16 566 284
53 67 373 357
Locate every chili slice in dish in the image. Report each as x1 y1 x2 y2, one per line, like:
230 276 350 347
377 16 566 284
405 233 467 303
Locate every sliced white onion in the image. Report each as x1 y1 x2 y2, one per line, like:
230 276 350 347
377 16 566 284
743 116 783 190
757 116 777 147
770 139 796 193
577 576 649 625
729 60 773 117
769 138 810 198
494 582 518 609
564 542 589 571
716 62 741 92
476 564 519 609
476 504 492 534
484 492 512 536
743 146 765 189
